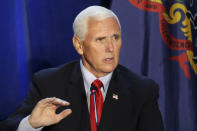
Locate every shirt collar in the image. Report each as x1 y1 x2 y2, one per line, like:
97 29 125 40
80 60 113 92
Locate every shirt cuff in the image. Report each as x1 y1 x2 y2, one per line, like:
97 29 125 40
17 115 43 131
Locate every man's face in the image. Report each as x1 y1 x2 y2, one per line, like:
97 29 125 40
80 17 122 77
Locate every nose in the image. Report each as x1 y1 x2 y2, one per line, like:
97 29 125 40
106 39 114 52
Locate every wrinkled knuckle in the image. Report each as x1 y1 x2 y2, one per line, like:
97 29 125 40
38 98 45 105
37 100 42 105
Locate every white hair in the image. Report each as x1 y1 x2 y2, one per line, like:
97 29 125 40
73 6 121 41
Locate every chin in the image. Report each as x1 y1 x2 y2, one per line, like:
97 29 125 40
102 65 117 73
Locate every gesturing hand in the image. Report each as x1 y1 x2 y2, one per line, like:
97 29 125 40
28 97 72 129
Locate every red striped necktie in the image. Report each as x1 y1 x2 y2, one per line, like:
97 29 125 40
90 79 103 131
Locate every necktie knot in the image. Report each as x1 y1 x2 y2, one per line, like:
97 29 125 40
91 79 103 90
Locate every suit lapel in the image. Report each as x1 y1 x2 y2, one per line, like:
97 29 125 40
98 67 121 130
65 61 91 131
98 66 134 130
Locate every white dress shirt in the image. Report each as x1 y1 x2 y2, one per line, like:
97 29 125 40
80 60 113 110
17 60 113 131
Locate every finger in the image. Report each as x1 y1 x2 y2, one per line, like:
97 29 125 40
37 97 56 106
52 98 70 106
56 109 72 122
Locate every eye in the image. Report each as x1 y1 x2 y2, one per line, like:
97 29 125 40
112 34 120 41
96 37 106 43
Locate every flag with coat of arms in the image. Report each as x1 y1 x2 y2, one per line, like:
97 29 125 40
111 0 197 130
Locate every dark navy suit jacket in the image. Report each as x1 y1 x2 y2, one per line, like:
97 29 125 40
0 60 164 131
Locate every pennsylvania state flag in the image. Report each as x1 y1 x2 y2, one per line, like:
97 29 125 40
111 0 197 131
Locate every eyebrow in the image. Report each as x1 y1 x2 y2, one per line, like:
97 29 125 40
112 34 120 37
96 36 106 41
95 33 121 41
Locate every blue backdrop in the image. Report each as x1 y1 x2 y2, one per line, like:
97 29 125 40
0 0 104 121
1 0 197 131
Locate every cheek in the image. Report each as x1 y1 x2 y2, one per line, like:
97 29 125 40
83 45 94 56
118 42 122 50
115 45 121 55
86 48 102 62
91 46 105 56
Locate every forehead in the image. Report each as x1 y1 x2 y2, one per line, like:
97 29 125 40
87 17 121 34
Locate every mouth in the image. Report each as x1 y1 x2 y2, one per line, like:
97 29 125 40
103 57 115 63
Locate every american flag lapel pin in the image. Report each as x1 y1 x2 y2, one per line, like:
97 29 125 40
112 93 119 100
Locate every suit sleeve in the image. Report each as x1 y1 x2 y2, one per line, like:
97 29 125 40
137 83 164 131
0 77 42 131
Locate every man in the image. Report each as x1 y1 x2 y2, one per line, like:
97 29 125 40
0 6 164 131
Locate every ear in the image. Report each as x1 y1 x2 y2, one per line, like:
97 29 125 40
72 36 84 55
